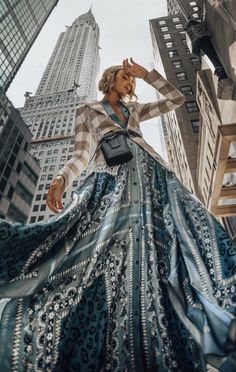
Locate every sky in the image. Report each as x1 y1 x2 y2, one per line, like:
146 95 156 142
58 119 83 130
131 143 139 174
7 0 168 157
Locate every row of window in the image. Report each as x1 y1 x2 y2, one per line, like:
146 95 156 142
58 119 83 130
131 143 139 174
29 139 74 151
161 23 183 33
33 147 74 157
36 179 78 192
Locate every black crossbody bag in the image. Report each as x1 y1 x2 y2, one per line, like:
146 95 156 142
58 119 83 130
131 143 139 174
99 131 133 166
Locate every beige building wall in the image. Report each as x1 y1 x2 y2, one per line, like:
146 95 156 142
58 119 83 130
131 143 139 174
195 1 236 238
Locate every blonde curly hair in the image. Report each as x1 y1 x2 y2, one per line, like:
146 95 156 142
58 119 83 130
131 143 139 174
98 65 137 101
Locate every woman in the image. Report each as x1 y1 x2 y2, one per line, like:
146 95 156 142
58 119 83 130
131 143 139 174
0 58 235 371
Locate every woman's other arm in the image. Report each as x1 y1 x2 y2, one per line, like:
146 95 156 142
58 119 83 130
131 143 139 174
46 106 94 212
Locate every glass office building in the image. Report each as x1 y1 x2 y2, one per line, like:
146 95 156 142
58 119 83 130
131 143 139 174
0 93 40 223
0 0 58 92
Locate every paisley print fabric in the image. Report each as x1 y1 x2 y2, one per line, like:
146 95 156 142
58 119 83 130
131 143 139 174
0 138 236 372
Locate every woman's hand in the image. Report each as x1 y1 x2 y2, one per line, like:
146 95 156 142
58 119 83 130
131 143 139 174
46 175 65 213
122 58 149 79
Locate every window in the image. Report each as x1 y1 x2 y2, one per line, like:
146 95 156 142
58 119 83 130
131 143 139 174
166 41 175 48
38 184 44 191
192 13 199 18
47 174 53 180
163 33 171 40
172 60 183 69
172 17 180 23
161 26 169 32
4 165 11 178
38 216 44 221
180 85 193 95
22 163 38 185
35 194 41 201
168 50 179 58
186 101 199 112
43 194 47 200
30 216 36 223
159 20 166 25
176 72 187 80
33 205 39 212
190 57 201 65
40 204 46 211
7 186 14 199
7 205 27 224
16 162 22 174
191 120 200 133
190 1 197 5
15 182 33 205
175 24 183 30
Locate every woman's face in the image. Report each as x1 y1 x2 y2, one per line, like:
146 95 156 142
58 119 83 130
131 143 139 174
111 69 135 98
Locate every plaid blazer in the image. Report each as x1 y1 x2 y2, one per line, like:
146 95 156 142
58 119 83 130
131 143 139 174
58 69 185 189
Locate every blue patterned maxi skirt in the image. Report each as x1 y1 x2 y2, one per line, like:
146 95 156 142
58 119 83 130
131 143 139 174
0 138 236 372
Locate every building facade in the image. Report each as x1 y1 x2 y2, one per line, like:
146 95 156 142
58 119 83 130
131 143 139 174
0 0 59 93
167 0 203 21
150 13 202 195
194 0 236 238
35 8 99 101
0 93 40 223
20 9 100 223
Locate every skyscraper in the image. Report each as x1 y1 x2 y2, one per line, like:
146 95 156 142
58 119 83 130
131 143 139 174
0 0 59 93
149 1 203 195
167 0 203 21
20 9 100 223
0 0 57 222
0 94 40 223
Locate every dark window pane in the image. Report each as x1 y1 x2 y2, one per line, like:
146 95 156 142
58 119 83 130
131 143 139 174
0 178 7 192
180 85 193 95
191 120 200 133
186 101 199 112
8 154 16 167
4 165 11 178
7 204 27 223
7 186 14 199
13 142 20 155
15 182 33 205
16 162 22 173
22 162 38 185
